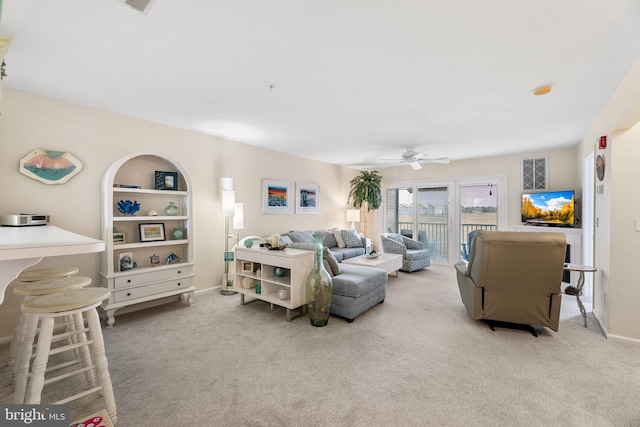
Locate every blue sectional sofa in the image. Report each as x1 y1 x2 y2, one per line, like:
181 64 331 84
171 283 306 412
283 230 387 322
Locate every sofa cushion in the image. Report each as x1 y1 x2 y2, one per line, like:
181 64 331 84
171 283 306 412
332 247 366 260
387 233 405 244
286 242 340 276
333 264 387 297
279 235 293 246
341 229 363 248
330 251 344 262
331 227 346 248
315 230 337 248
283 231 315 244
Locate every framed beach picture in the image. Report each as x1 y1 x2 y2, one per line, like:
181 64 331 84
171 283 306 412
154 171 178 191
295 182 319 214
138 223 166 242
113 232 126 244
262 179 293 214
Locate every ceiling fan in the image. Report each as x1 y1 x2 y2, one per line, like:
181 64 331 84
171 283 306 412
379 147 450 170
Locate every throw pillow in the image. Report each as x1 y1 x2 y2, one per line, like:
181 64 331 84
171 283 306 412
322 247 340 276
318 230 338 248
279 235 293 246
331 227 346 248
286 243 340 276
387 233 404 244
341 229 363 248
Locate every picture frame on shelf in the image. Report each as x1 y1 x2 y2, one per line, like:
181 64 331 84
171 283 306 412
139 223 166 242
154 171 178 191
113 232 126 244
295 182 319 214
261 179 293 214
242 261 253 273
119 252 135 272
150 254 161 267
172 227 184 240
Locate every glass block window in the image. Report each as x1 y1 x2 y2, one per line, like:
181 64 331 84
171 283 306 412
521 156 547 191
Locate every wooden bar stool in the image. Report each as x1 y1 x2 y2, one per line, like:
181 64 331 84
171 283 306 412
7 276 93 372
18 266 80 281
13 287 117 424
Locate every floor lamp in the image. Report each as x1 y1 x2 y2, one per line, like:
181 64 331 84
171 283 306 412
233 202 244 251
221 178 237 295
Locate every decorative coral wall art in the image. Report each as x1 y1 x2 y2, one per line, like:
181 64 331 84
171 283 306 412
19 148 83 184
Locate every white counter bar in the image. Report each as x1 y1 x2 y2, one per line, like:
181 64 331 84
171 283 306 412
0 225 105 304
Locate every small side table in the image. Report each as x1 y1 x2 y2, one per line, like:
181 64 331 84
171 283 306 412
563 263 597 327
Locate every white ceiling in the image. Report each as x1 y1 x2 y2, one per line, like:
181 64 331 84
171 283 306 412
2 1 640 169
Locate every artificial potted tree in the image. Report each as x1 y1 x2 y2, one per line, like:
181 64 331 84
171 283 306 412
347 170 382 237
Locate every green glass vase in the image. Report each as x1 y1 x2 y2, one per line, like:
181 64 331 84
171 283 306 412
305 233 333 327
164 202 179 216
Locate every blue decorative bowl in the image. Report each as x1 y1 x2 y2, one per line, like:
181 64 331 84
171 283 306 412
117 200 141 215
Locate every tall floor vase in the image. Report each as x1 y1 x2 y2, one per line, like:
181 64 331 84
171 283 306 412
305 233 333 327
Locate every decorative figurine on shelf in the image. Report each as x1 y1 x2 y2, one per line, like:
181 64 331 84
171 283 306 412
119 252 136 271
117 200 141 216
150 254 160 267
166 252 179 264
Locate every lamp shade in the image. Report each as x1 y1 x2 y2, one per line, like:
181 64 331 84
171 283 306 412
346 209 360 223
220 177 234 191
233 203 244 230
222 190 235 217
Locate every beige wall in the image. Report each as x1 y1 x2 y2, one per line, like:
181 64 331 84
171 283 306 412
0 88 358 338
4 71 640 342
577 55 640 341
381 147 578 228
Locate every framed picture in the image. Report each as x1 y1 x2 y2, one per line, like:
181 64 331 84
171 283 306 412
113 232 126 244
150 254 161 267
139 223 166 242
242 261 253 273
155 171 178 191
119 252 135 271
172 227 184 240
295 182 319 214
261 179 293 214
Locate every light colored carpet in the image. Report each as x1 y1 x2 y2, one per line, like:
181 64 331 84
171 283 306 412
2 263 640 426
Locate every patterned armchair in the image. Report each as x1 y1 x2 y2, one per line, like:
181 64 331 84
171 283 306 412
380 233 431 272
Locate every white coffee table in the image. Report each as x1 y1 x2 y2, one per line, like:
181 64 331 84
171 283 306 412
342 253 403 277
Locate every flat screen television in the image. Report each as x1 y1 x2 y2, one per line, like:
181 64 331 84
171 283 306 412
521 190 575 227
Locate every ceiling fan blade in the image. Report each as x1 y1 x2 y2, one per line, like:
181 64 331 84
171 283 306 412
409 161 422 170
419 158 450 164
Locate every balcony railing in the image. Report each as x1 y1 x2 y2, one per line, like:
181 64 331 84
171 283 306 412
394 222 497 260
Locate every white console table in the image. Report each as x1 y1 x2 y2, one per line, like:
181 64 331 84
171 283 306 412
0 225 105 304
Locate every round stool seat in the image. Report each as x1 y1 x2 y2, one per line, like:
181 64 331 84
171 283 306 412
22 288 111 314
18 267 80 281
13 276 92 296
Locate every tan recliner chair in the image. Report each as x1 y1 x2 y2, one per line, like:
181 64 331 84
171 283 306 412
454 230 567 333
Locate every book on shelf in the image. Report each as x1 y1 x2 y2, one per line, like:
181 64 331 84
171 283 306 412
114 184 142 188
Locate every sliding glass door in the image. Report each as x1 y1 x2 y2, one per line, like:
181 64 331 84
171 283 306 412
384 176 505 263
385 185 449 261
459 183 498 259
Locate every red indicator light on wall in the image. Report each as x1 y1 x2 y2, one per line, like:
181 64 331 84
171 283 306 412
599 135 607 149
